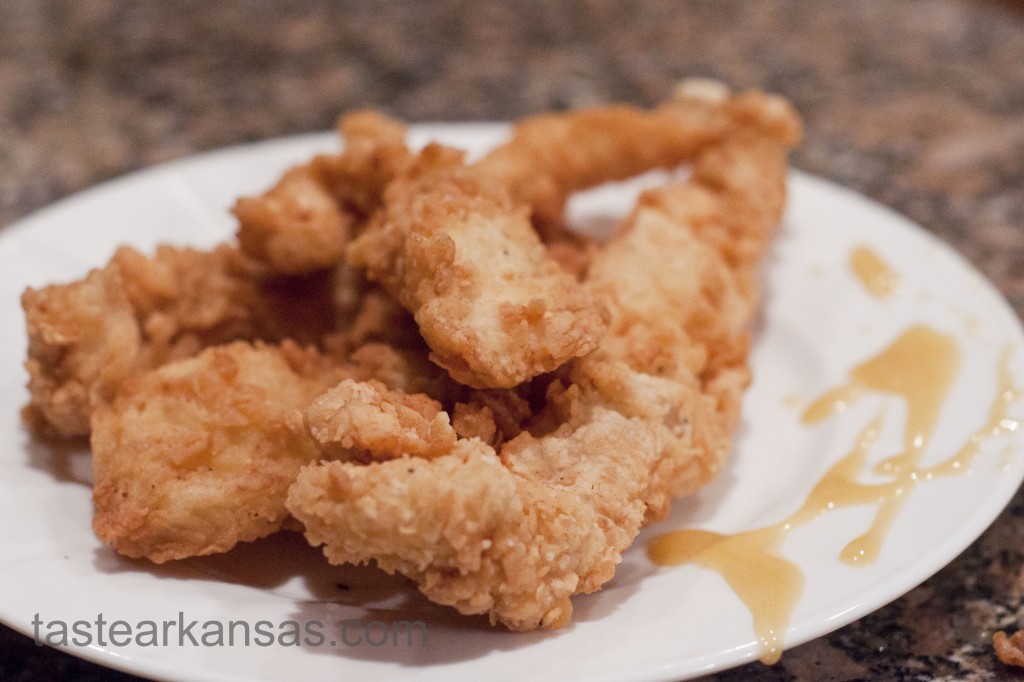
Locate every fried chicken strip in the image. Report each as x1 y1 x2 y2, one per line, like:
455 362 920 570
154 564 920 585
22 243 342 437
232 165 353 276
287 83 802 630
348 145 608 388
22 266 142 437
569 84 802 521
233 110 412 274
292 448 615 631
89 329 467 565
473 79 740 235
91 340 347 563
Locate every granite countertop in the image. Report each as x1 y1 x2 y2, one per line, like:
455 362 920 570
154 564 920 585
3 1 1024 680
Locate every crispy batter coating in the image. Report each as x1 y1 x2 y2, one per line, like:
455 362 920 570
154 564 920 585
576 86 801 521
286 83 802 630
451 386 533 448
233 165 353 275
112 244 339 352
316 111 414 220
344 342 464 405
304 379 456 463
91 341 347 563
995 630 1024 667
474 81 733 235
348 145 608 388
288 442 614 630
22 267 142 436
22 243 342 437
322 260 429 358
234 110 412 274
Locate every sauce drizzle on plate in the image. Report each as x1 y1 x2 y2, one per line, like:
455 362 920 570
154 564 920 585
850 245 900 297
648 327 1020 664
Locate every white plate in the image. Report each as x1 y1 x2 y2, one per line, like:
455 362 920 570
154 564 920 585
1 124 1022 682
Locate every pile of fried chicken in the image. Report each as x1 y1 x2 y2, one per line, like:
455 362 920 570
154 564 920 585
21 80 800 631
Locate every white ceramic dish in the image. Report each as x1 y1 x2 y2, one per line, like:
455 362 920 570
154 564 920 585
1 124 1022 681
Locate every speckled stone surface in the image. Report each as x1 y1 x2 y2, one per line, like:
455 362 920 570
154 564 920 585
2 1 1024 680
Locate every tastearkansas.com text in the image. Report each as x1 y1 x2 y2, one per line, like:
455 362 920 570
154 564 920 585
32 612 427 648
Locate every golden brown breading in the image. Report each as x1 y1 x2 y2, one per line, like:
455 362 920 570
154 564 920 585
288 442 615 630
234 110 412 274
22 267 142 436
286 83 802 630
112 244 340 354
22 243 342 437
473 82 734 235
343 341 463 404
322 287 423 358
451 386 533 448
91 340 346 563
572 85 801 522
316 110 414 220
348 144 608 388
304 379 456 463
995 631 1024 667
233 165 353 275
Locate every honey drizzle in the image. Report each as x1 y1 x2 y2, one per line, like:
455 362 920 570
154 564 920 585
648 416 882 664
850 246 900 297
646 527 797 664
803 326 961 564
920 346 1020 479
648 327 1022 664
